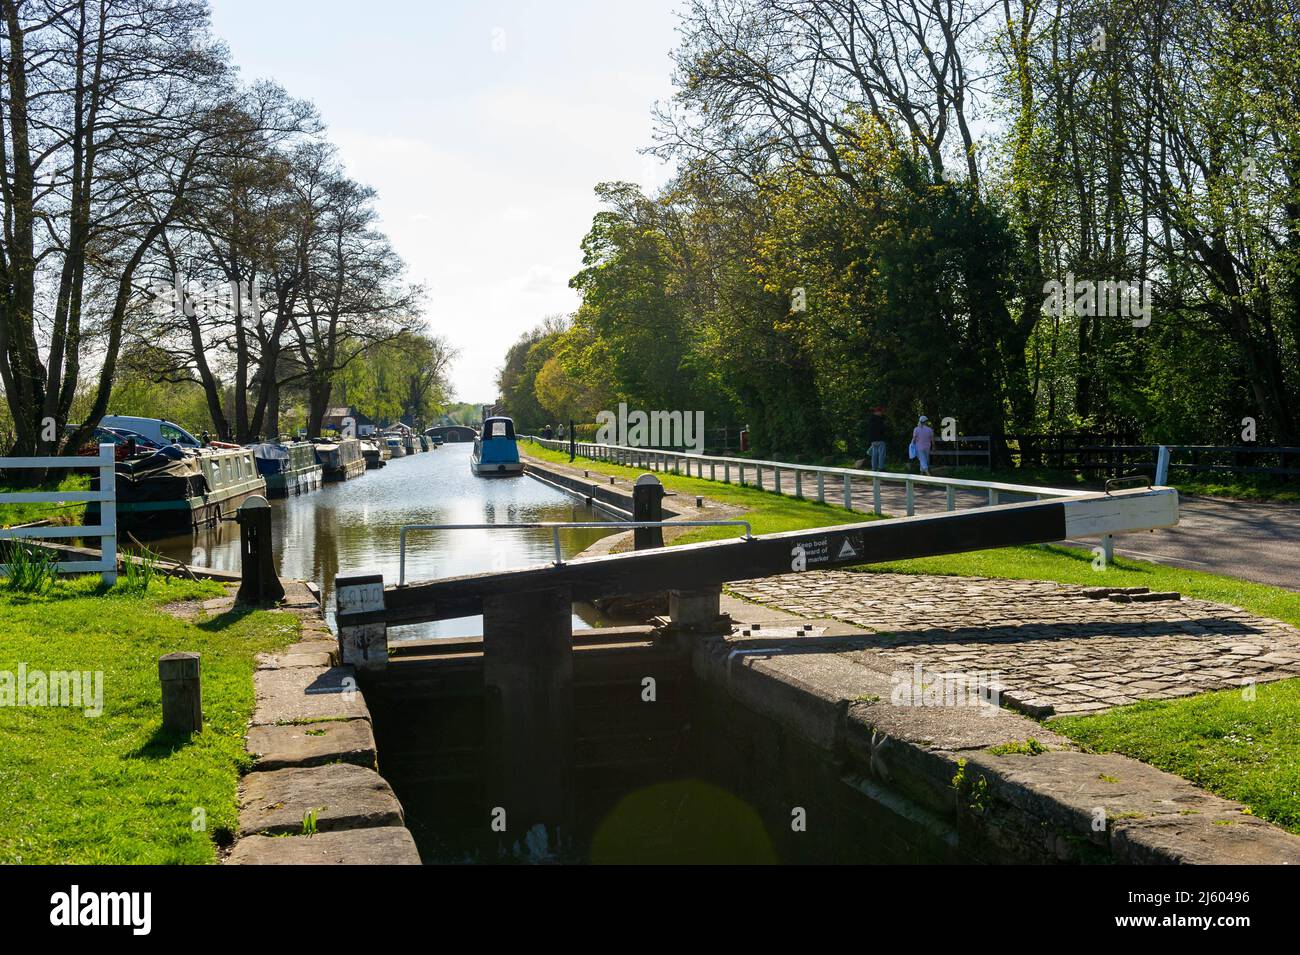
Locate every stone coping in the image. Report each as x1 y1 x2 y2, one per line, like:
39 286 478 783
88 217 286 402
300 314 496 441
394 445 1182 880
224 579 418 865
698 586 1300 864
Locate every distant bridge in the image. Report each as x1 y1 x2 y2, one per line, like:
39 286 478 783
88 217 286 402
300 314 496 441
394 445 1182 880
426 425 477 443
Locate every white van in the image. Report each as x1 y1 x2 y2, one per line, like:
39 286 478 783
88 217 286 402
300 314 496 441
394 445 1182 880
99 415 202 448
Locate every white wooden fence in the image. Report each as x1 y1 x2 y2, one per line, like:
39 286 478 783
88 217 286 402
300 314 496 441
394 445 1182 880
0 443 117 584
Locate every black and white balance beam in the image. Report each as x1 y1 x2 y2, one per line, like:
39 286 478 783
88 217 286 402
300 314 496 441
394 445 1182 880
357 487 1179 628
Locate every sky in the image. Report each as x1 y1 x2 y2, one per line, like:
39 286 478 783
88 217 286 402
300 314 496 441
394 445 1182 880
209 0 682 404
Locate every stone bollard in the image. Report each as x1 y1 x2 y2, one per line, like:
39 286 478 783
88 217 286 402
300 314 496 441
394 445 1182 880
632 474 665 550
236 495 284 604
159 652 202 734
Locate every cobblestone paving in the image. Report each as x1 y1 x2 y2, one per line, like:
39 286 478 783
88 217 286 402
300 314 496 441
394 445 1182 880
727 572 1300 717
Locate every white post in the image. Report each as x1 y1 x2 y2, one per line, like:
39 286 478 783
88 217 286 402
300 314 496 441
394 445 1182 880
336 573 388 670
843 475 853 511
872 477 881 516
756 466 764 491
794 470 803 499
947 486 956 511
1155 445 1170 486
98 443 118 585
817 473 825 503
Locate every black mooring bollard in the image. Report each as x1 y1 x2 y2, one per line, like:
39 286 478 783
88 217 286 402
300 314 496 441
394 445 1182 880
236 495 284 604
632 474 665 550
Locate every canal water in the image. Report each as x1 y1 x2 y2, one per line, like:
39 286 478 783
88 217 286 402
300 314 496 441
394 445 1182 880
147 442 620 639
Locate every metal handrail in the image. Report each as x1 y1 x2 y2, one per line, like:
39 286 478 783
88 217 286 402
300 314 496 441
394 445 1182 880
398 519 753 585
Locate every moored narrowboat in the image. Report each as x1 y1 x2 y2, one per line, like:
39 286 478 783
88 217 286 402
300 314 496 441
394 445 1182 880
315 436 366 481
91 445 267 535
385 435 406 458
250 441 323 497
361 439 386 469
471 416 523 476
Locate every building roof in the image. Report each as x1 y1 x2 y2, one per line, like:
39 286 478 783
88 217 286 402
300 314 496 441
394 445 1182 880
322 406 375 426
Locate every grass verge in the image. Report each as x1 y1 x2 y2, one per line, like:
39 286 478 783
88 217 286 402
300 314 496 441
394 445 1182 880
0 576 299 863
524 439 861 538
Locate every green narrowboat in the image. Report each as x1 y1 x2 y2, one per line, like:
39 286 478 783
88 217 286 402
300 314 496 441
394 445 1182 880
315 436 366 481
91 445 268 535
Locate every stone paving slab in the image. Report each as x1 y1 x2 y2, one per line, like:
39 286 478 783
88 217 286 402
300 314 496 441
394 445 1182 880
237 763 404 837
251 664 370 726
727 572 1300 716
246 718 377 772
226 826 420 865
256 649 333 669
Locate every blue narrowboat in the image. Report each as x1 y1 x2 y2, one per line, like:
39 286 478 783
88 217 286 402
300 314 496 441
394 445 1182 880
471 416 523 476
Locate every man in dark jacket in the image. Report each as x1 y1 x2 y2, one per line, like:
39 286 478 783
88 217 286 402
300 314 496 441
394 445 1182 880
867 406 887 471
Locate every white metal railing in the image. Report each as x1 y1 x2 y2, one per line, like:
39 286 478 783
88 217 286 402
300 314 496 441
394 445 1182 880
523 435 1122 560
523 436 1093 512
398 519 753 585
0 443 118 584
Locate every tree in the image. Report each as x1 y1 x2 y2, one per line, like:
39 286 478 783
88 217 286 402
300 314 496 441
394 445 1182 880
1 0 233 459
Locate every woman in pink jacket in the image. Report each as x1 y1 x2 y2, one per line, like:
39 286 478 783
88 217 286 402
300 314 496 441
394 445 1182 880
911 415 935 475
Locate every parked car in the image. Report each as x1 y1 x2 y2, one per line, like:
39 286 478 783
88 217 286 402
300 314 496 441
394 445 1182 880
66 426 148 461
97 415 202 448
102 427 164 451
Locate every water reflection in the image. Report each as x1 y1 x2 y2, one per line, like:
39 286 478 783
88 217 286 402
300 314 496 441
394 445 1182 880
147 443 618 638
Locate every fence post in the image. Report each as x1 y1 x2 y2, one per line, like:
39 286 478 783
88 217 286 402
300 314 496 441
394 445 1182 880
794 470 802 499
906 480 914 516
843 474 853 511
1155 445 1170 486
632 474 665 550
817 472 825 503
98 443 118 585
872 477 881 516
